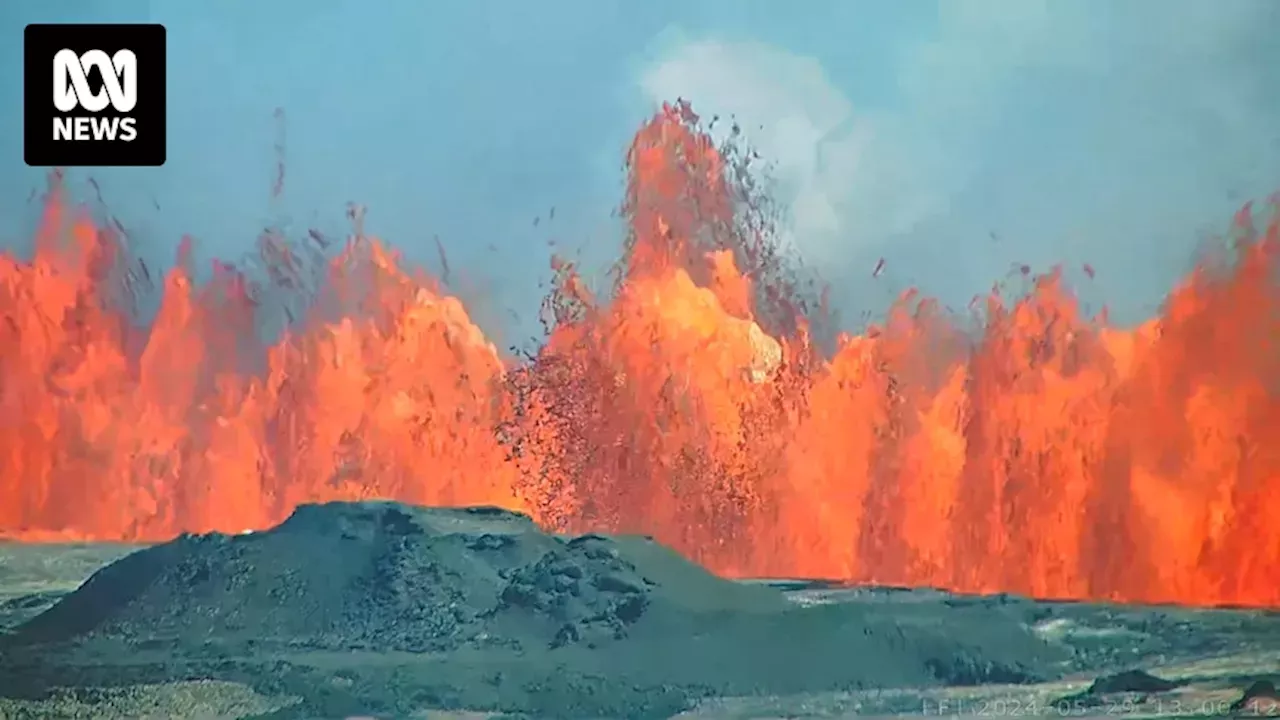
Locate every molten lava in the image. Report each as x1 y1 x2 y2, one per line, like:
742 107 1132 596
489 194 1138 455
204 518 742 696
2 102 1277 607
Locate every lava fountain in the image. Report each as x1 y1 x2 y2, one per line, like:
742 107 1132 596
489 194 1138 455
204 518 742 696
1 102 1277 607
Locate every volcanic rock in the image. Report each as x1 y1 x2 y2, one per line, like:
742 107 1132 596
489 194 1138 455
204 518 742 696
6 501 1068 718
1085 669 1183 695
1230 680 1280 713
12 502 784 654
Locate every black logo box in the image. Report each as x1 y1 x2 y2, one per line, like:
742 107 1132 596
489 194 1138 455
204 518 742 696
24 23 166 167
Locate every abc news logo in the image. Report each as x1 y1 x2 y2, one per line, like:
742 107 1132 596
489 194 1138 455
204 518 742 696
53 48 139 142
24 24 166 167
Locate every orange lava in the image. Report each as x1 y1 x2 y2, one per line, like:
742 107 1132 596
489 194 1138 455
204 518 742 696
2 103 1278 608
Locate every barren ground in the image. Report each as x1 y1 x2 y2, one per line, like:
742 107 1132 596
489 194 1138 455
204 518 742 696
0 534 1276 720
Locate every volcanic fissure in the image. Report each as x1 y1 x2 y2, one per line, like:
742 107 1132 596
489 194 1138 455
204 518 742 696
2 102 1277 608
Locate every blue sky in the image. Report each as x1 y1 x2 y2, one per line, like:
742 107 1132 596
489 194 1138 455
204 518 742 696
2 0 1278 342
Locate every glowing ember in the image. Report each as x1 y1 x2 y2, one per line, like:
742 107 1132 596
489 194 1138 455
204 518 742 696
1 102 1277 607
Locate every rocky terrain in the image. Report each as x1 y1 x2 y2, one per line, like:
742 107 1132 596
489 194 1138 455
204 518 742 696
0 502 1276 719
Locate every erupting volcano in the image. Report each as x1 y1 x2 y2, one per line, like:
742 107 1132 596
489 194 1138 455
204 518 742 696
1 102 1277 608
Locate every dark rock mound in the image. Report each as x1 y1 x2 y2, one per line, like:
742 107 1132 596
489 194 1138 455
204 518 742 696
1230 679 1279 713
1085 669 1183 695
1058 669 1185 709
6 501 1070 718
12 502 782 654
